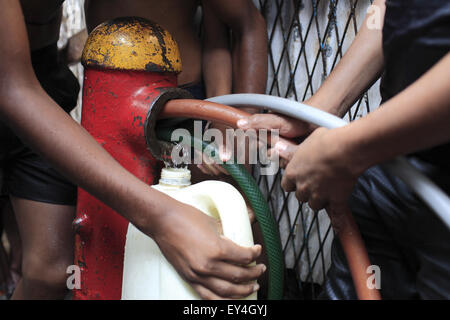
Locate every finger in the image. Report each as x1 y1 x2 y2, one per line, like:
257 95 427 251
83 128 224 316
202 153 227 176
204 163 222 176
215 164 230 175
197 161 229 177
195 277 260 299
295 185 310 203
281 174 296 192
199 150 223 175
237 114 305 138
219 238 262 265
279 158 288 169
191 283 225 300
197 164 213 176
202 151 217 166
308 194 327 211
273 141 298 162
196 261 266 284
267 148 289 170
247 206 256 224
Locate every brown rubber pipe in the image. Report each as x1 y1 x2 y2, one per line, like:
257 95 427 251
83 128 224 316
160 99 293 146
161 99 250 127
159 98 381 300
327 206 381 300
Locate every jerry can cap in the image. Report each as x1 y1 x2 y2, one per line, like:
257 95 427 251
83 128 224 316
159 167 191 187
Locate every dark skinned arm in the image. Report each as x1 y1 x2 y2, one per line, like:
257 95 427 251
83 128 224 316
202 0 267 101
202 1 232 98
198 0 267 176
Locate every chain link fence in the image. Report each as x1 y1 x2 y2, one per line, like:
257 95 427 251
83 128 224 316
59 0 382 299
253 0 381 299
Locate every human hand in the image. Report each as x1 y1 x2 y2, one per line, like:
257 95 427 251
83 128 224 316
196 122 232 176
150 200 265 299
236 113 314 168
64 29 88 65
236 112 315 139
276 127 364 211
195 146 230 176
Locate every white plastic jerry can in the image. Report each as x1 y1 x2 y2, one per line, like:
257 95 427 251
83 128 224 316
121 167 256 300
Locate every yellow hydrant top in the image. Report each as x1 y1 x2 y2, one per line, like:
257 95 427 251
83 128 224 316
82 17 182 73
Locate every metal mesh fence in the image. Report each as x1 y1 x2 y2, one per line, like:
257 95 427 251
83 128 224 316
252 0 381 299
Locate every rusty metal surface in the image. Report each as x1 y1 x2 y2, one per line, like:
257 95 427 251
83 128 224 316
144 87 193 161
74 68 179 300
82 17 182 73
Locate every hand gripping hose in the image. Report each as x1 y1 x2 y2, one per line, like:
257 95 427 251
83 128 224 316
156 126 285 300
156 97 379 299
207 94 450 228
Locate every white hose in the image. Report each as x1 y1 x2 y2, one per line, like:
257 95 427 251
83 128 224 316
207 93 450 229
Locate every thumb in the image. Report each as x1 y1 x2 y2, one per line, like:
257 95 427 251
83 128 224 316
237 114 284 131
273 140 298 162
237 114 310 138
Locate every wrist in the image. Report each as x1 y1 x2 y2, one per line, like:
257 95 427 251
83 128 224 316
332 125 375 177
129 187 177 238
305 93 346 118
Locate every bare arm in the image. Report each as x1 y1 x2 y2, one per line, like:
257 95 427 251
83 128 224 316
203 0 267 97
308 0 386 116
202 2 232 98
59 29 88 65
238 0 386 136
279 52 450 210
199 0 267 173
0 0 264 299
0 1 154 230
338 52 450 174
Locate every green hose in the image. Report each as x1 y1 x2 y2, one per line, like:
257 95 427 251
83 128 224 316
156 127 284 300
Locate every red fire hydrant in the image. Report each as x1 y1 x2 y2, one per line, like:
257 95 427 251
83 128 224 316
73 17 183 300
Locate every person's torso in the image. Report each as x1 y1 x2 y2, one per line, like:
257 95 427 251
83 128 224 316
381 0 450 170
86 0 202 86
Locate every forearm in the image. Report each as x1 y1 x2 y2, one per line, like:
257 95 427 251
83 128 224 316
308 0 385 117
338 52 450 174
202 3 232 98
203 47 232 98
231 11 267 96
203 0 267 115
1 82 174 234
203 1 267 102
0 1 174 233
